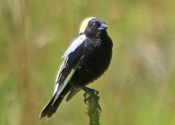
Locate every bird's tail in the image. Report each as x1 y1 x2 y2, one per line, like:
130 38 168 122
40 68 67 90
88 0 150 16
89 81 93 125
39 95 62 118
39 86 70 119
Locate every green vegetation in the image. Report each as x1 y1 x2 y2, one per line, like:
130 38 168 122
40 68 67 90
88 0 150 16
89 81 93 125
83 87 101 125
0 0 175 125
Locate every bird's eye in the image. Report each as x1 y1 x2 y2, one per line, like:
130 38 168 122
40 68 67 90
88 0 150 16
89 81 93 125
92 23 97 28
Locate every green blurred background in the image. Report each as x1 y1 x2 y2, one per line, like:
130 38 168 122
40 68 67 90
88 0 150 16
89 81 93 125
0 0 175 125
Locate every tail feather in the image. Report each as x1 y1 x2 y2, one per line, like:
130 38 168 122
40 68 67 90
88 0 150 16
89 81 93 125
40 85 71 119
40 84 79 118
39 94 64 118
66 89 80 102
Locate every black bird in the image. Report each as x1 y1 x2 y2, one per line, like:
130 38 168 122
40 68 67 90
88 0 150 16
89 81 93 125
40 17 113 118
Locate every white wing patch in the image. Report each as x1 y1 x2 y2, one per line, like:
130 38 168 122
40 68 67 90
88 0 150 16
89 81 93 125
62 34 86 58
53 68 76 104
52 35 86 104
53 57 69 96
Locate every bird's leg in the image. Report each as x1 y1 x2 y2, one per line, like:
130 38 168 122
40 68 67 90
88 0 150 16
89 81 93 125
81 86 101 125
81 86 101 111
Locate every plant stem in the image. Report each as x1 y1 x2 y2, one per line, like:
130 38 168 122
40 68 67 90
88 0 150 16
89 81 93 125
83 87 101 125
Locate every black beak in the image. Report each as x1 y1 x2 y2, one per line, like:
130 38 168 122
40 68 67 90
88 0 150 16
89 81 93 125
98 23 108 30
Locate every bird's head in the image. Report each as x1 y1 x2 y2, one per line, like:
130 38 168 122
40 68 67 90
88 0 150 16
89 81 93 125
79 17 108 38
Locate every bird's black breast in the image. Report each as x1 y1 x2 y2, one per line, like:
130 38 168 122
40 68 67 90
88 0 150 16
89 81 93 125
70 35 112 85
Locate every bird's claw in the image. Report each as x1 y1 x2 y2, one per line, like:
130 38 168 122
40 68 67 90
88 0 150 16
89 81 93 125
81 86 101 111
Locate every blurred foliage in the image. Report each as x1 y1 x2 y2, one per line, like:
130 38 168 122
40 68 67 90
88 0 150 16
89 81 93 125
0 0 175 125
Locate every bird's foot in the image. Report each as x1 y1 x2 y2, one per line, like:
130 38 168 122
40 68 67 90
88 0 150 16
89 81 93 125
81 86 101 111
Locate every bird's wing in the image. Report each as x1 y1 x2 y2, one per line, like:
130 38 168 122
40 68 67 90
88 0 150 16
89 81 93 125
52 34 86 104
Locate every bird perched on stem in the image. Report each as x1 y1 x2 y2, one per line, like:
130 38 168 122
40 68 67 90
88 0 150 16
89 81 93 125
39 17 113 118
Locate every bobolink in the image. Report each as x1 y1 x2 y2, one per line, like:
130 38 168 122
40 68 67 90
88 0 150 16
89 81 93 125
40 17 113 118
